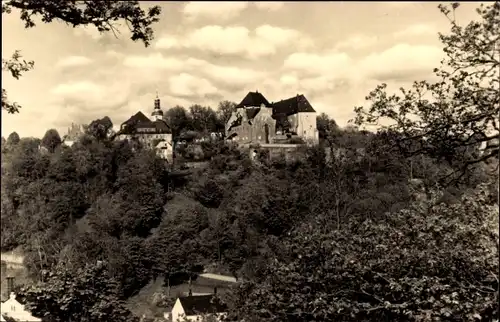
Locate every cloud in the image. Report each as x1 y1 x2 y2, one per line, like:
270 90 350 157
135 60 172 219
188 59 266 87
50 81 132 127
283 52 353 77
335 34 378 50
56 56 93 68
393 24 436 38
182 2 249 21
123 53 185 70
358 43 443 81
51 81 103 97
254 2 286 11
181 1 286 21
155 25 312 59
284 43 443 83
168 73 219 97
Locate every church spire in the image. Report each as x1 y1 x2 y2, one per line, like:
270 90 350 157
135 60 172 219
154 90 160 110
151 91 163 121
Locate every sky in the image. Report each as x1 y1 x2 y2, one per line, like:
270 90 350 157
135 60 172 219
1 1 486 138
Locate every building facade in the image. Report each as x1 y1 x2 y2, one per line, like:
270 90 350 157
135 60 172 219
226 91 319 145
116 95 173 162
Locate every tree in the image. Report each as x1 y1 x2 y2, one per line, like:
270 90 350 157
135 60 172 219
17 261 139 322
41 128 62 152
2 50 34 113
86 116 113 141
217 101 237 130
353 2 499 183
6 131 20 145
189 105 219 134
164 106 191 138
316 112 339 145
226 184 499 321
2 0 162 113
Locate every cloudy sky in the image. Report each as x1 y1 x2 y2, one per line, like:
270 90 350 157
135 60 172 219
1 1 485 138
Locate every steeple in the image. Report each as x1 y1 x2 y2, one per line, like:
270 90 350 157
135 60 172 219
154 91 160 109
151 91 164 121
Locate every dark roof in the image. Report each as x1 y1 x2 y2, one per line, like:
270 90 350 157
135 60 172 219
178 295 227 316
152 120 170 132
245 108 261 120
119 113 171 135
271 94 316 116
122 111 151 126
237 92 271 108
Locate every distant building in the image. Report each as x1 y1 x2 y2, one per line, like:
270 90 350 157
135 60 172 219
169 295 227 322
115 95 173 162
226 91 319 145
62 123 86 147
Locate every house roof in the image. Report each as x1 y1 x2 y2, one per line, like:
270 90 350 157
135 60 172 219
178 295 227 316
236 92 271 109
122 111 151 126
271 94 316 116
119 113 171 135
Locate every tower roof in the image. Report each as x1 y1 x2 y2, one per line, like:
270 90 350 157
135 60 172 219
236 91 271 109
123 112 151 126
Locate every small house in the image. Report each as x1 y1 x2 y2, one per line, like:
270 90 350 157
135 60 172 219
169 295 227 322
0 293 40 322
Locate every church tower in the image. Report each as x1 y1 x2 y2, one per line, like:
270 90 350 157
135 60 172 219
151 92 164 121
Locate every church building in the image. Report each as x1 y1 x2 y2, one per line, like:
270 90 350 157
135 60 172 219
116 95 173 162
226 91 319 145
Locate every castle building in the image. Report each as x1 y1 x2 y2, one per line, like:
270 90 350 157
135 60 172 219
61 123 87 147
226 91 319 145
116 95 173 162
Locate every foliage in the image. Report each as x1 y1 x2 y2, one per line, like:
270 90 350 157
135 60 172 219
353 2 500 183
41 128 62 152
17 262 139 322
86 116 114 141
217 101 237 128
2 0 161 113
6 131 20 145
2 1 161 47
226 184 499 321
189 104 221 134
165 103 235 140
316 112 339 144
1 51 34 113
165 106 192 139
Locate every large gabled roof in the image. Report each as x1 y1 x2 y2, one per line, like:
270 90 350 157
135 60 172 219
236 91 271 109
178 295 227 316
271 94 316 116
122 111 151 126
119 112 171 135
